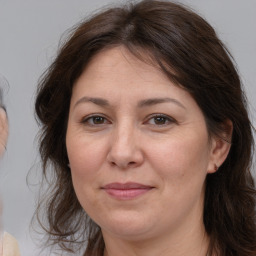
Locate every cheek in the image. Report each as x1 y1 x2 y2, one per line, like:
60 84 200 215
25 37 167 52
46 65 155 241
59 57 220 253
67 138 107 213
67 139 106 180
148 132 210 184
146 134 210 217
66 131 108 198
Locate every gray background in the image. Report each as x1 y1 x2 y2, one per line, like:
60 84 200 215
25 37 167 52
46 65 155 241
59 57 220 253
0 0 255 255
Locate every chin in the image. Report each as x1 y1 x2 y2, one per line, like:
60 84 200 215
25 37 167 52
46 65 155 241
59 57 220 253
98 211 154 240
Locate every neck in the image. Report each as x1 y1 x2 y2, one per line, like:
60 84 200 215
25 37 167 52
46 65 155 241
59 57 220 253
103 220 209 256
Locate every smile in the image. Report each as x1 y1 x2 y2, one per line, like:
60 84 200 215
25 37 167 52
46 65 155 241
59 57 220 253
101 182 154 200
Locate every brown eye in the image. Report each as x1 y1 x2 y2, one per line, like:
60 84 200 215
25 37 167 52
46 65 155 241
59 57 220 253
92 116 105 124
82 115 110 126
146 114 176 126
153 116 168 125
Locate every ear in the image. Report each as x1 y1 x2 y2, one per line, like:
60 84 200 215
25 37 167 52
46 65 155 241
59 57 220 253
207 120 233 174
0 107 8 156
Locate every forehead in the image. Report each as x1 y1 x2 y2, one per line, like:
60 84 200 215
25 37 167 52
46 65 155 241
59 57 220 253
71 46 201 114
74 46 173 91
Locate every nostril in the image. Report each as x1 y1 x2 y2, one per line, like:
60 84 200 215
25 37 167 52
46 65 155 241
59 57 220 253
110 161 116 166
128 161 136 165
109 160 137 169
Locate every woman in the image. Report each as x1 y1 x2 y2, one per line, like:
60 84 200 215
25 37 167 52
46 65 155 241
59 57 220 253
0 88 20 256
34 0 256 255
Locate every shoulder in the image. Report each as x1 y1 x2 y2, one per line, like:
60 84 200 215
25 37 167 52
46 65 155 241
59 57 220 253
2 232 20 256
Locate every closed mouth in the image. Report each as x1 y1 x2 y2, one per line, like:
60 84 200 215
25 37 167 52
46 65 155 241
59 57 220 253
101 182 154 200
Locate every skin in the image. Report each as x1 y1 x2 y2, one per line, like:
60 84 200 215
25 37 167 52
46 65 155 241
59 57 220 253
0 108 9 253
0 107 20 255
0 107 8 157
66 47 231 256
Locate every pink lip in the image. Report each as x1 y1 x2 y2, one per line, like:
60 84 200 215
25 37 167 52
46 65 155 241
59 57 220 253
102 182 154 200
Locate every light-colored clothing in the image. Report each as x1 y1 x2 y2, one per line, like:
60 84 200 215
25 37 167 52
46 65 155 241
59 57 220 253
1 232 20 256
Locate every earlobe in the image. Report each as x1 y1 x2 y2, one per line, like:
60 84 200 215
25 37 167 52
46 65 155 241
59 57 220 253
207 120 233 174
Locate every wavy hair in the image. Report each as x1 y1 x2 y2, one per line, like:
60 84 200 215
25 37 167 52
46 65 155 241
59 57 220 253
34 1 256 255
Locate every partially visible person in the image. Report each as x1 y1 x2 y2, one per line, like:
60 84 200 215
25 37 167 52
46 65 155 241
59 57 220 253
0 91 8 156
0 87 20 256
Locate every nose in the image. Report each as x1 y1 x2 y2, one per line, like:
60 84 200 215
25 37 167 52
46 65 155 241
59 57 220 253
107 124 144 169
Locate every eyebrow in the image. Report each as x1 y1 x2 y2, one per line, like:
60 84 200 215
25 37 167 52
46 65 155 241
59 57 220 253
74 96 185 109
74 97 109 108
137 98 186 109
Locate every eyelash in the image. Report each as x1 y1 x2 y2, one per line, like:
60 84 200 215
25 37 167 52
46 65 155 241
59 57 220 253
81 114 111 126
144 114 177 126
80 113 176 127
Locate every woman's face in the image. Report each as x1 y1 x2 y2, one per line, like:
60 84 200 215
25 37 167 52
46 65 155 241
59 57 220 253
66 47 219 242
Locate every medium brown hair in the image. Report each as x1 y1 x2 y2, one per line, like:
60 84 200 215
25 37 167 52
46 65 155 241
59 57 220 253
35 1 256 255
